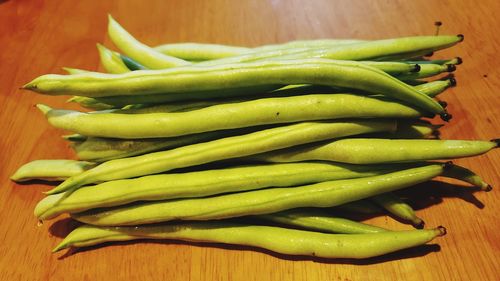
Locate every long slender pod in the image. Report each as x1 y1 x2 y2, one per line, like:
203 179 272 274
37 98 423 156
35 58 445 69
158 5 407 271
37 94 426 139
53 222 446 259
256 208 388 234
252 139 498 164
23 59 447 117
107 15 189 69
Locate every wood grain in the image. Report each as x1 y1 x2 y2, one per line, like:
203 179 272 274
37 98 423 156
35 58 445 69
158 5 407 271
1 0 499 280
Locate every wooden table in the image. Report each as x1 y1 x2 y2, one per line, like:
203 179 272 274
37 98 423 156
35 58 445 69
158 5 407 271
1 0 498 280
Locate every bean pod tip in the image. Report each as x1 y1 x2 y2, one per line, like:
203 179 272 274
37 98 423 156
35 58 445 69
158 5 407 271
491 138 500 148
411 64 421 73
446 64 456 72
484 185 493 192
438 101 448 108
455 57 463 65
449 76 457 87
436 225 447 236
457 34 465 42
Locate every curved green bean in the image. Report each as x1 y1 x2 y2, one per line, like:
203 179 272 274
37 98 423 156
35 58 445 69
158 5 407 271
10 160 95 182
154 42 252 61
443 164 492 191
38 94 426 139
252 139 498 164
96 43 130 74
71 164 445 226
48 120 396 194
35 162 413 220
371 193 424 227
413 78 454 98
23 59 446 117
107 15 189 69
53 222 446 259
256 208 387 234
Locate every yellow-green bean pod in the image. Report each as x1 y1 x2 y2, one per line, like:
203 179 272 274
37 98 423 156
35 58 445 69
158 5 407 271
53 222 446 259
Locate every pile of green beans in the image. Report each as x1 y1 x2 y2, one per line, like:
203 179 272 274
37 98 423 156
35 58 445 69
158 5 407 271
12 16 498 261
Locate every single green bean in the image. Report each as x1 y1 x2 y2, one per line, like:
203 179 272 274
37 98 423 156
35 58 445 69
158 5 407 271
268 35 462 62
38 94 426 139
53 222 446 259
396 63 455 80
413 78 454 98
47 120 396 194
403 57 462 66
71 164 445 226
371 193 424 228
154 43 252 61
36 161 413 220
96 43 130 74
23 59 446 117
252 139 498 164
443 164 492 191
153 39 365 61
256 208 387 234
10 160 95 182
107 15 189 69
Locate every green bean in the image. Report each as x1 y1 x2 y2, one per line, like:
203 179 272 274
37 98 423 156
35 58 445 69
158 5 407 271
267 35 462 62
256 208 387 234
10 160 95 182
153 39 365 61
71 164 445 226
154 43 252 61
36 161 413 220
253 39 366 52
37 94 426 139
71 127 257 162
396 63 455 80
66 96 116 110
53 222 446 259
96 44 130 74
371 193 424 228
364 121 442 139
23 59 446 117
47 120 397 194
252 139 498 164
443 164 492 191
72 84 283 108
120 54 146 70
107 15 189 69
413 78 454 98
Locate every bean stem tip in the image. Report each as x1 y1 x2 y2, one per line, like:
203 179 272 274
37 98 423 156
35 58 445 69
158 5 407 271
484 185 493 192
411 64 421 73
457 34 464 42
437 226 447 236
447 64 456 72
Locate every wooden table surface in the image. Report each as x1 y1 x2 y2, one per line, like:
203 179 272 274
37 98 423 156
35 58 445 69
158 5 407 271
1 0 499 280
